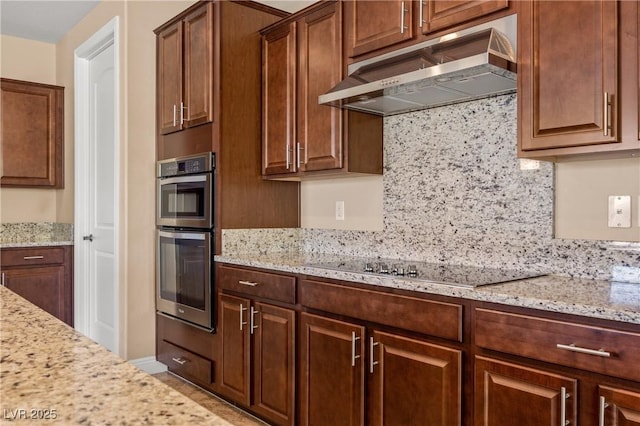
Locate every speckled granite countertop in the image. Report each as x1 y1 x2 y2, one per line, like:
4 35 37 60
215 252 640 325
0 287 231 425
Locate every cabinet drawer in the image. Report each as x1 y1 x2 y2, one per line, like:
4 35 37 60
475 308 640 381
217 264 295 304
158 339 213 385
156 313 216 360
300 279 463 342
1 247 65 267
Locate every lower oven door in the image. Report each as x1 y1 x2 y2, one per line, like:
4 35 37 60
156 229 213 331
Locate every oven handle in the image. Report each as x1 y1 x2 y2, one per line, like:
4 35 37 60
159 175 207 185
158 230 207 240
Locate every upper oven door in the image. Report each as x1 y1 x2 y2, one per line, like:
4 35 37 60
157 173 212 228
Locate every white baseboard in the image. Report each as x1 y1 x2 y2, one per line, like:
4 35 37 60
129 356 167 374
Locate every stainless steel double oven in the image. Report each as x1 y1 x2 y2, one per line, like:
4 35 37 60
156 152 215 331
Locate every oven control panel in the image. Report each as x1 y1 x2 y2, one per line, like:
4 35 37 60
158 153 215 177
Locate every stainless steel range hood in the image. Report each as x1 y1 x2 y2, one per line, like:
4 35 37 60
319 22 517 116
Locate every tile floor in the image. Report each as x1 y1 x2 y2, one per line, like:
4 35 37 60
153 372 267 425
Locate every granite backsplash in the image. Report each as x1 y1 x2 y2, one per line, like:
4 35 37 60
0 222 74 244
224 94 639 283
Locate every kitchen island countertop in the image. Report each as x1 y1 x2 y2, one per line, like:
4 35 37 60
215 252 640 325
0 287 229 425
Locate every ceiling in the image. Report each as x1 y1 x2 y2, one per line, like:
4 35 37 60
0 0 313 44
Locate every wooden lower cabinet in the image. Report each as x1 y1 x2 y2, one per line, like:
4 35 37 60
475 356 578 426
300 312 366 426
369 330 461 426
1 246 73 326
218 293 295 425
599 386 640 425
300 312 462 426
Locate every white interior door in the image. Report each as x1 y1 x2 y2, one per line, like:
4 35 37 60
87 42 117 352
74 18 120 355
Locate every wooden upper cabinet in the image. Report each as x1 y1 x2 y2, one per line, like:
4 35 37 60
1 78 64 188
347 0 512 59
262 1 383 179
297 2 343 172
156 2 212 135
348 0 414 58
157 21 183 135
422 0 509 34
518 1 619 153
262 22 296 176
182 5 212 129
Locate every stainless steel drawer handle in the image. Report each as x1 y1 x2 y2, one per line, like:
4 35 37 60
23 255 45 260
556 343 611 358
238 280 259 287
171 357 187 365
1 273 5 287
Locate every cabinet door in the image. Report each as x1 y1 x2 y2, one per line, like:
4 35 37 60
252 302 296 426
262 22 297 175
519 1 619 151
2 266 67 324
474 356 577 426
422 0 509 34
1 79 64 188
157 20 183 135
182 3 212 129
599 385 640 425
300 312 365 426
368 330 461 426
347 0 414 58
297 2 343 172
218 293 251 405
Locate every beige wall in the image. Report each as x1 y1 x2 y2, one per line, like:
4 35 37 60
0 35 61 223
555 157 640 241
301 176 383 230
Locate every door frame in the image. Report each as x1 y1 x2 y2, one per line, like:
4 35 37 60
73 16 122 355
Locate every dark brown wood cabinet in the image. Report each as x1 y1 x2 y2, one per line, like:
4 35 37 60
474 306 640 425
518 0 640 160
261 1 383 180
217 264 296 426
599 385 640 425
299 313 366 426
346 0 511 60
1 78 64 188
157 2 212 135
156 312 217 390
0 246 73 325
155 1 299 254
474 356 578 426
299 278 463 426
369 330 461 426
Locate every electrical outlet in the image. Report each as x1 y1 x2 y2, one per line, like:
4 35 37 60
335 201 345 221
608 195 631 228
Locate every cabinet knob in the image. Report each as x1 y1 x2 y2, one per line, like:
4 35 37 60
83 234 94 242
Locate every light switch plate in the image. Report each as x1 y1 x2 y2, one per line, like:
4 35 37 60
608 195 631 228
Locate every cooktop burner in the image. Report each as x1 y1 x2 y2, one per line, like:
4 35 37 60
306 257 545 288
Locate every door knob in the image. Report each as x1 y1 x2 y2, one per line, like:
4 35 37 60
83 234 94 242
